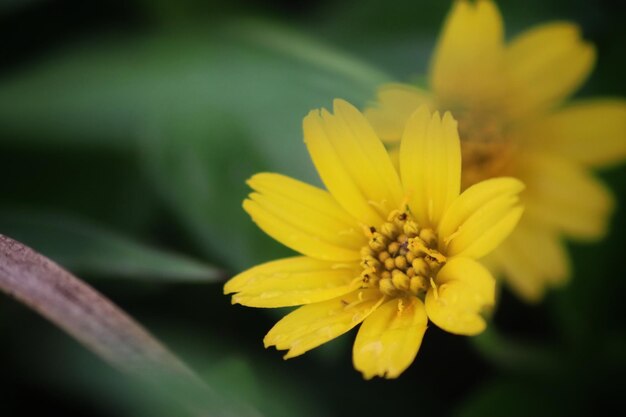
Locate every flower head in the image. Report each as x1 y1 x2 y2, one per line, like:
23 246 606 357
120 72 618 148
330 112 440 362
225 99 524 379
365 0 626 301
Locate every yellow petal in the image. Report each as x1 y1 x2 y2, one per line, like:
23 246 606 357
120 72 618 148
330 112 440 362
522 100 626 167
425 257 495 335
225 256 332 293
506 23 595 116
364 83 432 143
247 172 363 248
487 220 570 303
353 297 427 379
520 152 614 240
304 99 403 226
400 107 461 228
429 0 505 107
227 257 362 308
264 289 385 359
439 177 525 259
244 198 361 262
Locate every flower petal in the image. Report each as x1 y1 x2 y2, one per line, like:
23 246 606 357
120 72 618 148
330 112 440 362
243 173 364 261
487 220 570 303
249 172 363 245
264 289 385 359
400 107 461 228
520 152 614 240
353 297 427 379
364 84 432 143
426 257 495 335
225 256 331 293
429 0 505 107
225 256 362 307
439 177 525 259
506 23 595 116
522 99 626 167
304 99 403 225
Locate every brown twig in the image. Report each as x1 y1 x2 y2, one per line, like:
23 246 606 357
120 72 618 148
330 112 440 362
0 234 258 417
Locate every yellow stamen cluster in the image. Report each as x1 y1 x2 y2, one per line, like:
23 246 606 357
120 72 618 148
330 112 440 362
360 210 446 298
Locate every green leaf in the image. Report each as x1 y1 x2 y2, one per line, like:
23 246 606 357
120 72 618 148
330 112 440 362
225 19 390 87
23 323 323 417
136 23 392 269
455 377 570 417
0 21 391 269
0 210 223 282
0 20 390 151
471 326 564 374
203 356 325 417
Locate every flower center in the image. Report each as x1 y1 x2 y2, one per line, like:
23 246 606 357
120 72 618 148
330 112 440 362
454 109 518 189
360 210 446 298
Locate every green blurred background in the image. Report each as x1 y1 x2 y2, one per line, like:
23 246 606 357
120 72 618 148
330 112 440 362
0 0 624 416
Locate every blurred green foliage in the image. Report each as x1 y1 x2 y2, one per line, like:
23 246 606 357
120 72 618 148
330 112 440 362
0 0 624 416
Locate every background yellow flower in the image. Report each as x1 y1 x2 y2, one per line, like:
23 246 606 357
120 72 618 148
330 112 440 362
365 0 626 301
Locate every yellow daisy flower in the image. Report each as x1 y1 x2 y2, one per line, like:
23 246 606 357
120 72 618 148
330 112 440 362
225 99 524 379
365 0 626 302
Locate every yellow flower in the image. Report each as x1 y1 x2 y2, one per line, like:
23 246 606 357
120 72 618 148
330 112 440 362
225 99 524 379
365 0 626 302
